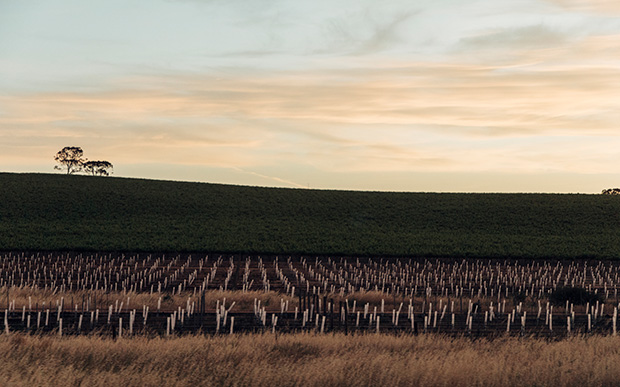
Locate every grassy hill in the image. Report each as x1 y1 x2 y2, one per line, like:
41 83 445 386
1 173 620 259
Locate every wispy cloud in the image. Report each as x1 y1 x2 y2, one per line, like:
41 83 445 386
547 0 620 13
458 25 568 51
320 10 419 55
2 0 620 191
3 34 620 176
230 167 306 188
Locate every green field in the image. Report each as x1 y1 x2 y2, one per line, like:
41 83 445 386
1 172 620 258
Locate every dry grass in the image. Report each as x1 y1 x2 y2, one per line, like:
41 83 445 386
0 287 296 313
1 333 620 386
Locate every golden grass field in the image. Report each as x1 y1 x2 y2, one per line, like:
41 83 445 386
2 333 620 386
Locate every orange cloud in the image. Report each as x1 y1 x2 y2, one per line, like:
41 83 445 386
2 32 620 177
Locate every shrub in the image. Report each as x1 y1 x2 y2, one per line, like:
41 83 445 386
549 286 603 306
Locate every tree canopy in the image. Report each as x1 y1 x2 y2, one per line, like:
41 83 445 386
602 188 620 195
54 147 112 176
84 160 113 176
54 146 86 174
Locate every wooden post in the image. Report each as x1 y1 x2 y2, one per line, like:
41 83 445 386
330 299 334 332
315 294 319 316
323 295 327 315
344 301 349 335
199 290 204 329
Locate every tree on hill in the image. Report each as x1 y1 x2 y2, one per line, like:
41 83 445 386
54 146 86 174
54 147 113 176
602 188 620 195
83 160 113 176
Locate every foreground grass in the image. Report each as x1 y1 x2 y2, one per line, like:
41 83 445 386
2 173 620 259
2 333 620 386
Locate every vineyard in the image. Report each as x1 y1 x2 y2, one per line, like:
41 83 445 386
2 173 620 259
2 252 620 338
4 174 620 384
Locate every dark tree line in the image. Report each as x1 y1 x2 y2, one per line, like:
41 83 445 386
54 147 113 176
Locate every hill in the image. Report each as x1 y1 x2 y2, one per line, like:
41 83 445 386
1 173 619 259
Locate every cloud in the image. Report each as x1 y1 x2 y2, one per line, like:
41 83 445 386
458 25 568 51
230 167 306 188
547 0 620 13
3 28 620 177
320 10 419 55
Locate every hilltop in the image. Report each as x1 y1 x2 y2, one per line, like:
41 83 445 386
1 173 620 259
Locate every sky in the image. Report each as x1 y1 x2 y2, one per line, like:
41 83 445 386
1 0 620 192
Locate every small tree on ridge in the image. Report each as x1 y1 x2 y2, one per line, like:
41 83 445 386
54 146 86 174
83 160 113 176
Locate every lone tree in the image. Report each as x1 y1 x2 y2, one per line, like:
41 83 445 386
602 188 620 195
83 160 113 176
54 146 86 174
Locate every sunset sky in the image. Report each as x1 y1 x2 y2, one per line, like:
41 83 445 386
2 0 620 192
